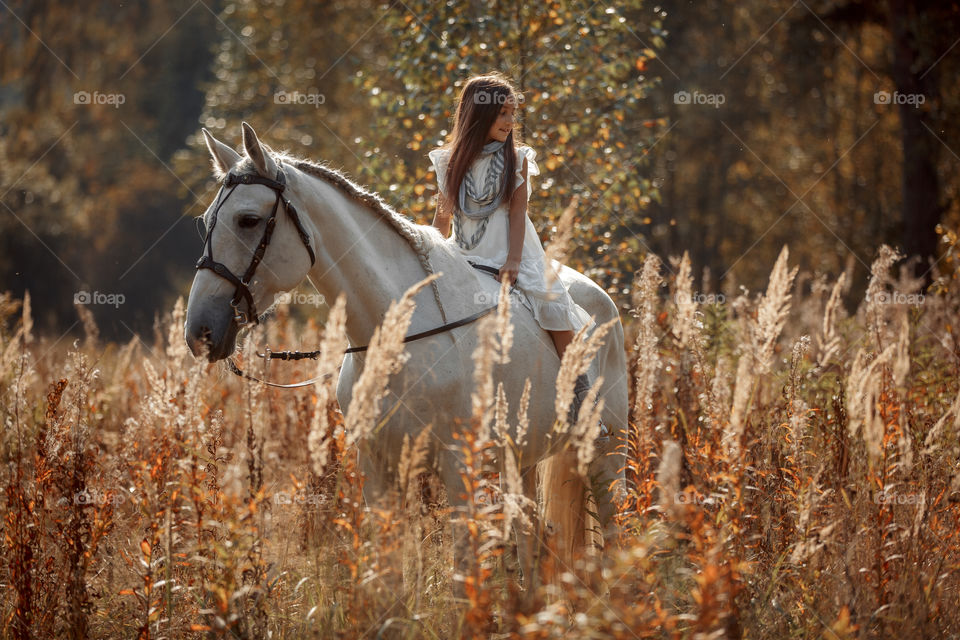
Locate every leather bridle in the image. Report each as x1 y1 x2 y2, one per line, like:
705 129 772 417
196 163 316 325
194 160 505 389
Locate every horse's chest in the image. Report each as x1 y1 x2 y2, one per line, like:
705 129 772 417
335 345 467 426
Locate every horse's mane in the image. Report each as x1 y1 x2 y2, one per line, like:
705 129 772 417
237 151 450 317
238 152 439 258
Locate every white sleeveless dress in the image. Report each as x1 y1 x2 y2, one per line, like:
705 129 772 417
428 144 593 332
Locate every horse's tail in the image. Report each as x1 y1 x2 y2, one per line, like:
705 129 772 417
538 449 590 578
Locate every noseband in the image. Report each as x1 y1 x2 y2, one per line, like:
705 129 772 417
196 163 316 325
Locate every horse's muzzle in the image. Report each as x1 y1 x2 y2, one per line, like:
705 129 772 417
184 303 240 362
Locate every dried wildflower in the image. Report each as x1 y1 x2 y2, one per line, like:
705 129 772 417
787 336 811 460
706 356 732 430
727 247 797 458
499 440 534 538
166 297 189 362
789 475 835 564
397 426 432 504
864 245 902 342
308 385 333 475
846 343 896 459
543 195 578 291
74 301 99 347
493 382 509 444
724 354 755 458
515 377 531 450
555 319 616 430
571 376 605 477
817 272 846 368
21 290 33 346
471 277 513 443
308 294 348 474
754 245 798 371
892 314 911 386
631 254 663 424
345 275 437 446
657 439 682 515
898 410 915 474
672 251 700 350
922 383 960 455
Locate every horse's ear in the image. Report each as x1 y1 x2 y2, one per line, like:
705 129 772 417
202 128 241 178
241 122 278 178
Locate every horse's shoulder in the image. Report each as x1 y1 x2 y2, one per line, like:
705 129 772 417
422 232 489 284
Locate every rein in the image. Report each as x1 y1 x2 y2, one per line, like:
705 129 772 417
224 262 510 389
225 304 497 388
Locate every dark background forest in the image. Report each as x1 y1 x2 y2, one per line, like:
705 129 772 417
2 0 958 340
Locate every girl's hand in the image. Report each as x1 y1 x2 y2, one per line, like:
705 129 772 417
497 258 521 286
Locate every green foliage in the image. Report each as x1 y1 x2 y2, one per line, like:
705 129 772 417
172 0 384 198
354 0 666 296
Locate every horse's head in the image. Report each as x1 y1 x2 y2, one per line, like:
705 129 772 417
185 123 317 361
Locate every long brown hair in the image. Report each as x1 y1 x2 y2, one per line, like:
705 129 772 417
442 73 519 212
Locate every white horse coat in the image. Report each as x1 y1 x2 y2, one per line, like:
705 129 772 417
185 124 627 581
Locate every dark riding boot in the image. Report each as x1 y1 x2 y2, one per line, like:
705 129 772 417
567 373 611 442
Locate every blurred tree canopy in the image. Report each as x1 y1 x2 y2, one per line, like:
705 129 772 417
1 0 958 337
644 0 960 292
0 1 220 336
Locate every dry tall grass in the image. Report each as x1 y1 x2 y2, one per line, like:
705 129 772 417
1 243 959 639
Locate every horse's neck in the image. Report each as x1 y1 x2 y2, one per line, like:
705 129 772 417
298 171 441 347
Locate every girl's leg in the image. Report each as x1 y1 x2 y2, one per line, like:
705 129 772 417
549 328 609 438
550 328 599 427
548 329 574 359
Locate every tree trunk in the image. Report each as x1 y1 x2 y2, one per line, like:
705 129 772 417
887 0 941 269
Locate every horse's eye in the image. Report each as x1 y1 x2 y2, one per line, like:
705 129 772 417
238 214 261 229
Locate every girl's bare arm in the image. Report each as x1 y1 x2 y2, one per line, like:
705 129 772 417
500 157 528 284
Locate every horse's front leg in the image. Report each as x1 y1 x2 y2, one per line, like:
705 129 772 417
358 441 394 509
513 465 540 597
436 448 477 604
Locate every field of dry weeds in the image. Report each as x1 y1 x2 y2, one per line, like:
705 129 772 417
2 245 959 639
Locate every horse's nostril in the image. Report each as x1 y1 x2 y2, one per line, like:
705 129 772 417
186 324 216 359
